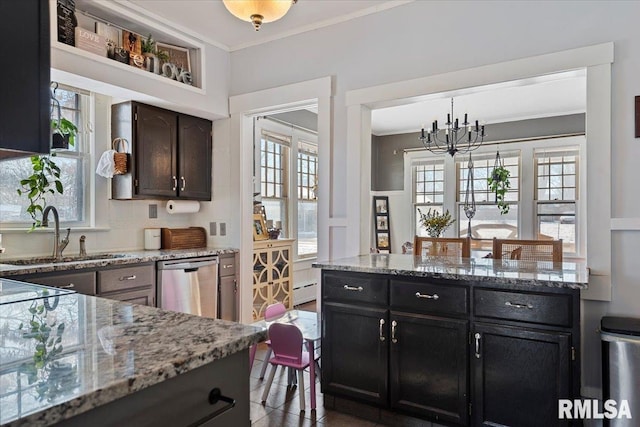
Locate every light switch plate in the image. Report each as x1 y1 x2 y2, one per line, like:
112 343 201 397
220 223 226 236
210 222 217 236
149 204 157 219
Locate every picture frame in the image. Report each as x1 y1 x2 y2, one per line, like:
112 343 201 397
253 213 269 241
156 42 191 72
376 215 388 231
373 196 391 252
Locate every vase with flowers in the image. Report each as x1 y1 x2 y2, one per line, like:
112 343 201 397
417 208 456 238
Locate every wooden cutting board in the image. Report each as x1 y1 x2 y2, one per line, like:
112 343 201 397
161 227 207 249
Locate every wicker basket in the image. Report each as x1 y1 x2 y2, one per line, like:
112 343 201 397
112 138 129 175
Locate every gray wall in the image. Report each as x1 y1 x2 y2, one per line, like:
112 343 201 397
372 113 585 191
268 110 318 133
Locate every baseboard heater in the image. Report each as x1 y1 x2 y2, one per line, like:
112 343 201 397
293 282 317 305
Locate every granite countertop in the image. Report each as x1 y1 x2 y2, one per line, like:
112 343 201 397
0 277 265 427
313 254 589 289
0 248 238 277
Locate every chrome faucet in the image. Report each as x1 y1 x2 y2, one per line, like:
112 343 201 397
42 206 70 261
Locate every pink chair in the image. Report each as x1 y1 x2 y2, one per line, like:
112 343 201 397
258 302 287 379
260 323 318 411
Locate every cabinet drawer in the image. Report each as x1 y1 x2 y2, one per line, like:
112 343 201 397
219 257 236 277
390 279 468 316
322 272 387 305
25 271 96 296
98 264 155 294
474 288 572 327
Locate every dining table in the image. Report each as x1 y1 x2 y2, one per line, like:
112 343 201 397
250 309 321 410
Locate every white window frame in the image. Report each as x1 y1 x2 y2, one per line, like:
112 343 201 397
403 135 586 259
255 118 319 260
0 86 94 230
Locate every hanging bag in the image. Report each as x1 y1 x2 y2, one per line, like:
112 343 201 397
112 138 129 175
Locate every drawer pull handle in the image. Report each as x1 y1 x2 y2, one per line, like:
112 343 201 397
59 283 75 289
475 333 481 358
415 292 439 300
505 301 533 309
391 320 398 344
343 285 364 292
223 264 234 269
188 387 235 427
119 275 137 281
379 318 386 342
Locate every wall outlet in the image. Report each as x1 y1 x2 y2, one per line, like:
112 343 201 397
209 222 217 236
220 223 226 236
149 204 157 219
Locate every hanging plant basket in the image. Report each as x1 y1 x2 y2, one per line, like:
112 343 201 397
487 151 511 215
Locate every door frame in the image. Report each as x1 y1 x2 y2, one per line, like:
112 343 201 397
229 76 333 323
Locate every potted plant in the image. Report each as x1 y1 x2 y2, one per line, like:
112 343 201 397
417 208 456 238
141 34 168 74
51 117 78 149
487 165 511 214
16 154 64 231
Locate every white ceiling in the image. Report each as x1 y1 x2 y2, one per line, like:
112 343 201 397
371 70 587 136
127 0 411 51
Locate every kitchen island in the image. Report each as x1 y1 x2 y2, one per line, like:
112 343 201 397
0 278 264 427
314 254 588 426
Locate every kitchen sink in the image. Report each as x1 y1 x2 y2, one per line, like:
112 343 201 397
0 253 131 266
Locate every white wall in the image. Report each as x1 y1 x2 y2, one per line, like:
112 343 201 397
228 1 640 394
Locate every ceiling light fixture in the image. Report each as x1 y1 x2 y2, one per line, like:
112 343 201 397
419 98 485 157
223 0 298 31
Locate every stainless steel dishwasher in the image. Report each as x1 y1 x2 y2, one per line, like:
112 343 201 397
157 256 219 318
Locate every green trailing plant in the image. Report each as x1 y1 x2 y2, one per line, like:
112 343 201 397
18 293 76 402
51 117 78 147
488 165 511 214
17 154 63 231
417 208 456 238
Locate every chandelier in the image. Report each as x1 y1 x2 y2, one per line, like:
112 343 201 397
223 0 298 31
419 98 485 157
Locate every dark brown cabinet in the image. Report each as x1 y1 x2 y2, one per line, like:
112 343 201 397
0 0 50 158
112 101 212 200
321 271 580 426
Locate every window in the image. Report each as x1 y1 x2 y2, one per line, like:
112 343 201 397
0 86 91 227
297 141 318 257
260 131 289 236
457 152 520 249
413 160 444 236
535 149 579 253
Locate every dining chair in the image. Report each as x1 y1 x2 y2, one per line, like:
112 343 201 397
492 238 563 262
413 236 471 258
258 302 287 379
261 323 318 412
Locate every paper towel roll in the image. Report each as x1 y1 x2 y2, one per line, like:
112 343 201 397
166 200 200 214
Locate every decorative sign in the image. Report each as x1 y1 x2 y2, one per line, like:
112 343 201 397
75 28 106 57
57 0 77 46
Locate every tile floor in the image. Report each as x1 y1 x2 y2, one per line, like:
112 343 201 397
249 301 444 426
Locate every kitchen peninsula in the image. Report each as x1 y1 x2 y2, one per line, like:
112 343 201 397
314 254 588 426
0 278 264 427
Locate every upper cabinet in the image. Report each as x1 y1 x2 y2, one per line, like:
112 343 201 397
0 0 51 159
111 101 212 201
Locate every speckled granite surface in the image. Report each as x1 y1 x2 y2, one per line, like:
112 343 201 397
313 254 588 289
0 278 264 427
0 248 238 277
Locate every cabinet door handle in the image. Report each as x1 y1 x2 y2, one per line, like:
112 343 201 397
181 176 186 191
379 318 386 342
119 275 137 281
187 387 235 427
172 176 177 191
59 283 75 289
505 301 533 309
391 320 398 344
222 264 234 269
343 284 364 292
415 291 439 300
475 333 481 359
